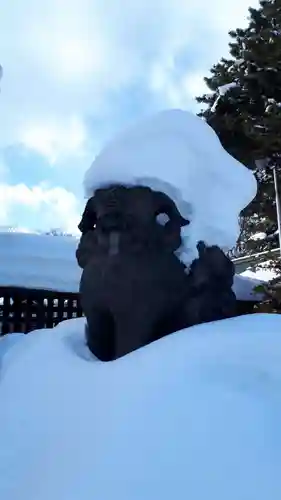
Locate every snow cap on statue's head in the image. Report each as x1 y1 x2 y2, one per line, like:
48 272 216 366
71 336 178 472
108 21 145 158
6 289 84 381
83 109 257 264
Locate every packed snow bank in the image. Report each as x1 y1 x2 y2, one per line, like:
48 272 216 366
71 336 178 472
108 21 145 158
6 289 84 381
0 333 25 365
237 265 280 301
242 266 279 283
0 232 81 292
84 109 257 264
233 273 265 301
1 313 281 500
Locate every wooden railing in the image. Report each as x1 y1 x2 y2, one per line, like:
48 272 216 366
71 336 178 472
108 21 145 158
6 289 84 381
0 287 83 335
0 286 258 337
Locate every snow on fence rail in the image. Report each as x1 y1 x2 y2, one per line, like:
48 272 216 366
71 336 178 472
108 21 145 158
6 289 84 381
232 248 280 273
0 287 83 335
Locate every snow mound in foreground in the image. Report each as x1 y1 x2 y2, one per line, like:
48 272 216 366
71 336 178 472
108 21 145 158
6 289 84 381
1 314 281 500
84 109 257 264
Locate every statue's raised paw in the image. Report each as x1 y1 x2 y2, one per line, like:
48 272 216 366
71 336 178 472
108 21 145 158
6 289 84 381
183 240 236 325
188 241 235 291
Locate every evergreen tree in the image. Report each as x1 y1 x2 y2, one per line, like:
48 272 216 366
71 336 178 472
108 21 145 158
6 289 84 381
197 0 281 257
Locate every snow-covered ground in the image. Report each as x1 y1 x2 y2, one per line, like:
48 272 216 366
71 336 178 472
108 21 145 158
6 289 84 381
0 109 278 499
84 109 257 265
1 314 281 500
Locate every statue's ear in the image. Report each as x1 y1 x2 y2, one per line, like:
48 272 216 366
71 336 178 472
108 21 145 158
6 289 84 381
78 197 97 234
154 191 189 227
153 191 189 253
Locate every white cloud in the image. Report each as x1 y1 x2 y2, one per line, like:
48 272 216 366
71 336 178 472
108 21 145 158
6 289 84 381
147 0 260 107
0 0 260 231
0 0 260 155
20 116 87 164
0 183 81 233
183 74 209 100
150 63 209 109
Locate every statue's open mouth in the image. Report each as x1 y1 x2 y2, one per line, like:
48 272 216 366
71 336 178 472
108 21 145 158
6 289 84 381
108 231 120 256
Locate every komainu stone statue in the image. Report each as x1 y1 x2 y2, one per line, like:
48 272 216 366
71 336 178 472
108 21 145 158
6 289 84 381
76 184 236 361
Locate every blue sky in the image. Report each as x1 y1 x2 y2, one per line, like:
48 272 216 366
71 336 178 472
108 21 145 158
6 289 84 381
0 0 259 233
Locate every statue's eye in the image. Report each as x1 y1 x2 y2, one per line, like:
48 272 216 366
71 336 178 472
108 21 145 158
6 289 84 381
78 205 97 234
156 212 170 226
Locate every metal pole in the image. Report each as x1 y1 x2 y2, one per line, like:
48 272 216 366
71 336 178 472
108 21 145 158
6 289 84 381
273 165 281 258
